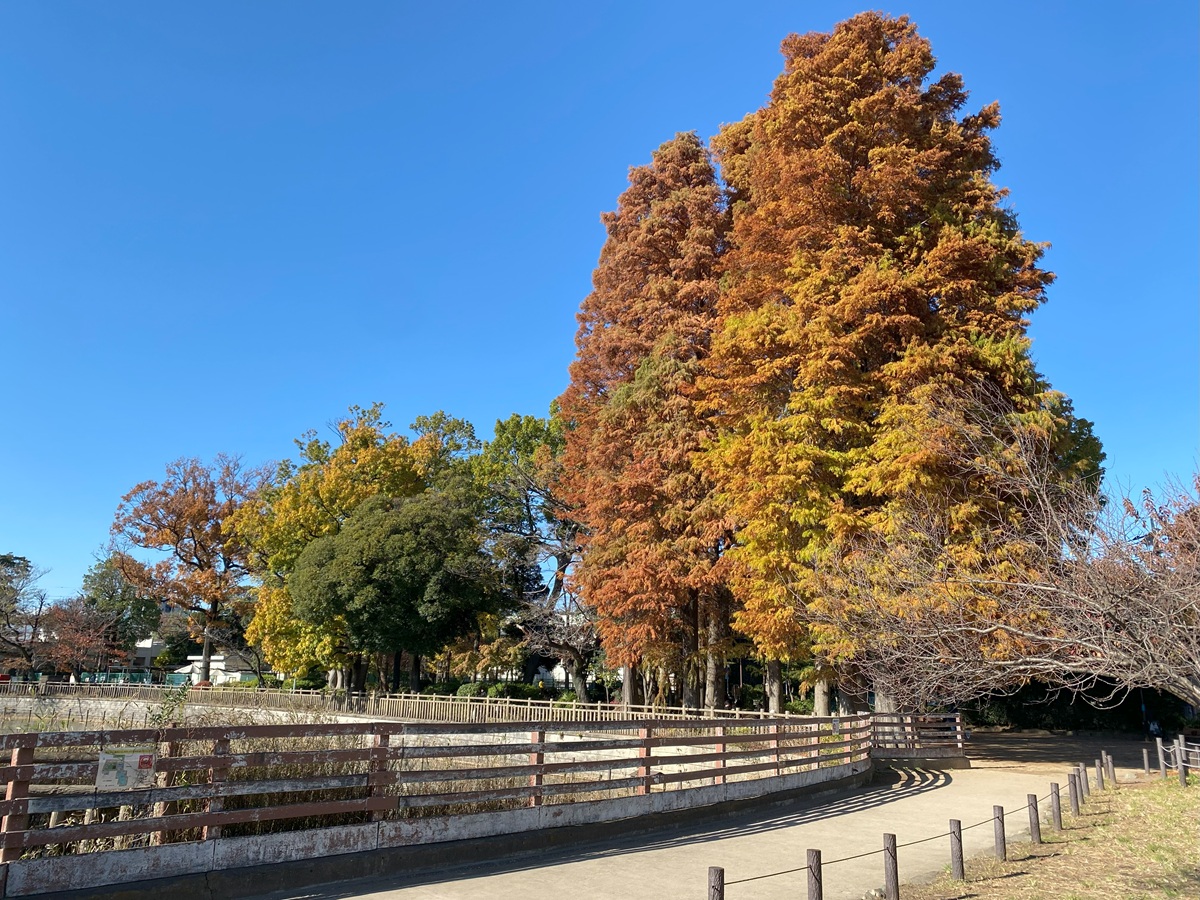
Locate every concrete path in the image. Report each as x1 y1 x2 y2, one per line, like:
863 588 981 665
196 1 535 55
252 734 1151 900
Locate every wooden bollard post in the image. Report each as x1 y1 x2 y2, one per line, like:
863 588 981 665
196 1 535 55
1177 737 1188 786
1068 772 1081 816
1027 794 1042 844
1157 737 1167 779
708 866 724 900
993 805 1006 861
1105 752 1116 786
807 849 823 900
1078 762 1090 797
1142 747 1151 776
1094 759 1104 791
1050 782 1063 831
883 833 899 900
949 819 965 880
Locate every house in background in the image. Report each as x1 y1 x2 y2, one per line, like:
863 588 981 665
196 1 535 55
172 652 258 686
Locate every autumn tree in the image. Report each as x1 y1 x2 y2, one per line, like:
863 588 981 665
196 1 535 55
234 404 426 682
111 455 269 682
699 13 1102 711
811 395 1196 708
42 598 130 678
558 132 732 707
289 493 502 692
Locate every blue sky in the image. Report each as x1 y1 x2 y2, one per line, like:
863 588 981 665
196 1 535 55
2 2 1196 598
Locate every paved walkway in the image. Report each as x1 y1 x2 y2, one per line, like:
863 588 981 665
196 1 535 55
253 734 1151 900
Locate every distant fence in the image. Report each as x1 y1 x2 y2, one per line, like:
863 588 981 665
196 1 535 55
0 683 965 740
0 715 872 896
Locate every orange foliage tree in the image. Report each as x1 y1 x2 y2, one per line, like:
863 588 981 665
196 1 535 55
111 455 270 682
558 132 734 707
699 13 1102 710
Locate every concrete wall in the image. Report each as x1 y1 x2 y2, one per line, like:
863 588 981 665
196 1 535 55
4 759 872 898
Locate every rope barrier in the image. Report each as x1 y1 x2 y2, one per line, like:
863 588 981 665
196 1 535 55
721 754 1133 891
725 864 810 885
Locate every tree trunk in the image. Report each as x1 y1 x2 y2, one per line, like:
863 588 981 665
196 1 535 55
873 687 898 713
351 658 367 694
408 654 421 693
705 611 726 709
621 665 642 706
199 623 213 683
391 651 402 693
765 658 783 713
681 596 701 709
813 679 831 717
570 664 588 699
835 672 869 715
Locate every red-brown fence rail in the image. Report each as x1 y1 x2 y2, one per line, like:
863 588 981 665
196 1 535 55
0 716 872 862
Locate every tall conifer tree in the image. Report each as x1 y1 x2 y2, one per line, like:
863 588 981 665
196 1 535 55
700 13 1101 706
559 132 732 706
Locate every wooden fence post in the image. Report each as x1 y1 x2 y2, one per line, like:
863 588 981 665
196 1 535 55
1177 737 1188 786
529 728 545 807
993 805 1006 861
708 865 724 899
0 743 34 863
637 726 653 796
1049 782 1062 831
1094 759 1104 791
1078 762 1090 797
949 819 964 880
770 723 781 777
370 731 391 820
1105 752 1116 786
151 729 180 845
1157 737 1167 779
807 849 823 900
714 726 726 785
883 833 899 900
203 737 230 841
1068 772 1080 816
1142 748 1150 776
1027 794 1042 844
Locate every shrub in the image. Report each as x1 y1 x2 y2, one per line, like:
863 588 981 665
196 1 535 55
784 698 814 715
420 682 460 696
455 681 487 697
486 682 543 700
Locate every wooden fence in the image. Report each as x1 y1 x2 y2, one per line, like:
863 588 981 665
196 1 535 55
0 682 807 724
870 714 965 751
0 716 871 865
0 684 965 744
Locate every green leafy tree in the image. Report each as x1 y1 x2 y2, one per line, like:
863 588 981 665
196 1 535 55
79 557 162 657
289 492 502 692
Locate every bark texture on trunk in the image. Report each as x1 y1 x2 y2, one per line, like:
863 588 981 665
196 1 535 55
704 609 726 709
813 679 831 717
408 654 421 693
765 658 783 713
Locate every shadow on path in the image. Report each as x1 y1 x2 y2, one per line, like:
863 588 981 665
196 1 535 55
258 767 952 899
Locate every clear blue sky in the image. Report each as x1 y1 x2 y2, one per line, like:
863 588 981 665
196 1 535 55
2 2 1196 598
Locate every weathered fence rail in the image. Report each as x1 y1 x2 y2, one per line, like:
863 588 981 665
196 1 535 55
0 684 966 745
0 715 875 896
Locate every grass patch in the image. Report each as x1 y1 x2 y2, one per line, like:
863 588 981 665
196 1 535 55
903 776 1199 900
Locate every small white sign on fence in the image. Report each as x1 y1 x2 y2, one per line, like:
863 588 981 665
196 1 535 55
96 751 156 790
